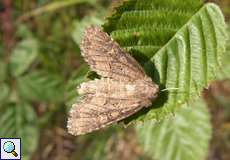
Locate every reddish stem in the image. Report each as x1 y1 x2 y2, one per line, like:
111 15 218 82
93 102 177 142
0 0 14 55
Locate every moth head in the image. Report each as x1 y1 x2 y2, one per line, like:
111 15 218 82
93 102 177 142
142 77 159 101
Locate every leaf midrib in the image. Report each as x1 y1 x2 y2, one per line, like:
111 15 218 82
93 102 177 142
148 3 208 63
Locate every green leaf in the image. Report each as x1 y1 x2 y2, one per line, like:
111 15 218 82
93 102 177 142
103 0 228 122
217 25 230 78
0 44 3 57
65 65 89 107
0 83 10 105
75 126 122 160
16 24 33 38
72 16 103 45
10 38 39 77
0 103 39 160
0 60 8 82
17 70 64 102
136 100 212 160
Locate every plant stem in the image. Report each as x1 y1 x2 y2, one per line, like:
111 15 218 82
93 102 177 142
0 0 14 56
17 0 95 22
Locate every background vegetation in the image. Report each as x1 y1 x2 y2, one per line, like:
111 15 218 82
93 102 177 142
0 0 229 160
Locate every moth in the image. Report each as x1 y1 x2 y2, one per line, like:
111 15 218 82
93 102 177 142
67 26 159 135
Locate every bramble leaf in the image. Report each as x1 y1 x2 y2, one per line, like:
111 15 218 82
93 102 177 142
10 38 39 77
103 0 228 122
17 70 64 102
0 103 39 160
136 100 212 160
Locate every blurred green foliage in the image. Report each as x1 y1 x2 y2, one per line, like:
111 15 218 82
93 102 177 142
0 0 111 159
0 0 229 160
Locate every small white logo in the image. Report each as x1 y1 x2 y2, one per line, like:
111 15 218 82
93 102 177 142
0 138 21 160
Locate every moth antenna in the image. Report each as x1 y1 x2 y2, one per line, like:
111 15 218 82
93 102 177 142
161 88 179 92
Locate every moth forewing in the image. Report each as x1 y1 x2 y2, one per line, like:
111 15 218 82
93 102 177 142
67 26 159 136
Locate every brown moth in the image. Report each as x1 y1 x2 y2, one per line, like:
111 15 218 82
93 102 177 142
67 26 159 135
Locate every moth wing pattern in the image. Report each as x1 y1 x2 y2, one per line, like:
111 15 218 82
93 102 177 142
67 26 159 135
67 93 145 135
81 26 146 82
77 78 153 99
